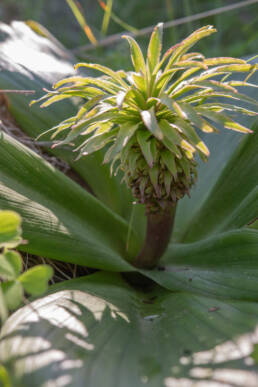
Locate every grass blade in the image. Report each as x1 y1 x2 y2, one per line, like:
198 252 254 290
101 0 113 36
66 0 97 45
98 0 138 34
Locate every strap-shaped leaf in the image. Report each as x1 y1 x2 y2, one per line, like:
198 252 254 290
189 63 258 86
140 107 163 140
54 75 89 88
200 102 258 116
162 135 182 158
183 89 258 107
183 121 258 241
79 129 117 157
0 132 138 271
227 80 258 88
177 102 218 133
216 185 258 233
181 52 205 61
122 35 146 75
159 119 182 145
193 79 238 93
196 107 253 133
173 60 208 70
173 118 210 156
147 22 163 73
39 94 73 107
145 229 258 300
104 123 139 162
58 109 117 145
75 63 128 89
165 25 217 69
160 97 208 153
204 57 246 66
55 76 121 93
155 68 180 92
166 67 201 94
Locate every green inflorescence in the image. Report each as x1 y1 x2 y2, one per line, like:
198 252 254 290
33 24 257 211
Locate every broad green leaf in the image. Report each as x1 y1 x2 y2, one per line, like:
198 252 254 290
0 210 22 248
0 21 133 221
219 186 258 231
145 229 258 300
182 121 258 241
122 35 146 75
18 265 53 296
140 107 163 140
0 251 22 280
1 280 23 311
147 23 163 73
1 272 258 386
0 132 139 271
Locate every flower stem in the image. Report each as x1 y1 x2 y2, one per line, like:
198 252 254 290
133 202 176 269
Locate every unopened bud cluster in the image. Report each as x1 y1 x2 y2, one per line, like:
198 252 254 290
121 142 197 212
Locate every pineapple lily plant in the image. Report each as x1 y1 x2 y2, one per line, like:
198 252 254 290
33 23 257 269
0 21 257 386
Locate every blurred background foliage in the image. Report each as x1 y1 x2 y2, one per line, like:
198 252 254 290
0 0 257 68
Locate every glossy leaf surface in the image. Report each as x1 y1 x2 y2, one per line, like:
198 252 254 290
1 272 258 387
0 132 137 271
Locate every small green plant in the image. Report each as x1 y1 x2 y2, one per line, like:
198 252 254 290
33 24 257 268
0 210 53 324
